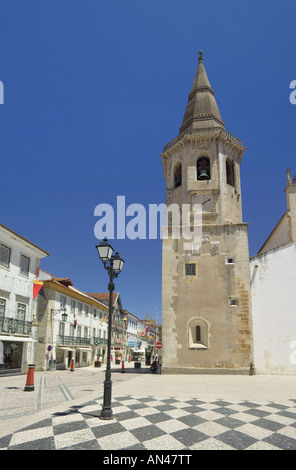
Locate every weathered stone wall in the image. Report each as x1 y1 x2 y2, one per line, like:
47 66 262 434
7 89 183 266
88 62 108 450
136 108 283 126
161 134 252 374
162 223 253 374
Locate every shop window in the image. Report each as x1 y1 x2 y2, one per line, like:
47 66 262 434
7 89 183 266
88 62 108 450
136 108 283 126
0 341 22 371
197 157 211 180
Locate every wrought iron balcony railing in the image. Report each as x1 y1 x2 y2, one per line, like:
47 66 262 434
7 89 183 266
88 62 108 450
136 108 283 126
57 335 91 347
93 337 108 346
0 316 31 336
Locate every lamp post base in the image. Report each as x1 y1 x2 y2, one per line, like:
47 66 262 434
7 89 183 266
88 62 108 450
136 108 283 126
99 409 114 420
99 377 114 420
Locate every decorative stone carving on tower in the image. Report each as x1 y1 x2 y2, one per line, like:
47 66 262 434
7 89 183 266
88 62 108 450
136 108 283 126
160 52 253 375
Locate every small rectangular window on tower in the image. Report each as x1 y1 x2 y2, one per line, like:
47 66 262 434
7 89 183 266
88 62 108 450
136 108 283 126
185 263 196 276
225 256 235 264
229 296 239 307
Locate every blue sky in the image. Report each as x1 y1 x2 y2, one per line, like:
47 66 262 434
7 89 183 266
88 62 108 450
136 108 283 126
0 1 295 321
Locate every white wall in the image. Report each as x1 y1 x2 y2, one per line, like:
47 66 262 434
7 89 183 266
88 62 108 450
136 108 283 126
0 226 48 372
250 243 296 375
50 290 108 366
0 230 40 319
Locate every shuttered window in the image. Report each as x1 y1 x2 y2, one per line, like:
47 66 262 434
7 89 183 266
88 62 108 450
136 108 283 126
0 244 11 268
20 255 30 276
0 298 6 319
185 263 196 276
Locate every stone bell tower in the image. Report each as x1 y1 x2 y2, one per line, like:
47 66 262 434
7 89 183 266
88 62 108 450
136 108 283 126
160 51 253 374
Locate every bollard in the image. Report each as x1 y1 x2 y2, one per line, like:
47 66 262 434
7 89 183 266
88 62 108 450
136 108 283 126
24 364 35 391
70 358 75 372
121 360 125 373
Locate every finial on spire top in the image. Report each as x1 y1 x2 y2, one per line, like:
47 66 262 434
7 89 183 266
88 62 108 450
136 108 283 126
198 50 204 63
287 168 292 186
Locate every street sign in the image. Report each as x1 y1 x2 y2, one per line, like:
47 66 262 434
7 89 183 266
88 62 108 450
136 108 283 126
155 342 163 350
47 345 52 352
94 340 99 346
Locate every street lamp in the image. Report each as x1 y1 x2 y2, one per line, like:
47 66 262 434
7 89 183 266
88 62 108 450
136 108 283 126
51 307 68 323
96 238 124 420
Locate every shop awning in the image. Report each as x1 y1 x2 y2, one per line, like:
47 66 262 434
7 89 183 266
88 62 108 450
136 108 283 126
78 348 92 352
58 347 75 351
0 335 36 343
131 347 146 353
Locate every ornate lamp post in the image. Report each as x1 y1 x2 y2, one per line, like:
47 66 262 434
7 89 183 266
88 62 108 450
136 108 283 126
96 238 124 420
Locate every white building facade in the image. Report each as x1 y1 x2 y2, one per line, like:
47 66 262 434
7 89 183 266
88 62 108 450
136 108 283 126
35 271 109 371
250 169 296 375
0 224 49 375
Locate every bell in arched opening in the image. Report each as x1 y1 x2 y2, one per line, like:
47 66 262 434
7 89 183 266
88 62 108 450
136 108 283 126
197 157 210 180
198 169 209 180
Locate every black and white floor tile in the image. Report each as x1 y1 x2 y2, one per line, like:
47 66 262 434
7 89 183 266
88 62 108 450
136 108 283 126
1 395 296 450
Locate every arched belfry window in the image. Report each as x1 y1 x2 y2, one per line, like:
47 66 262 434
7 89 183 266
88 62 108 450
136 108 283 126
197 157 210 180
174 162 182 188
226 158 235 187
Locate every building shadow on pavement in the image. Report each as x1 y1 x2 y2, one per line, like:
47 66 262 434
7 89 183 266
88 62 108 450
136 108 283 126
111 365 152 374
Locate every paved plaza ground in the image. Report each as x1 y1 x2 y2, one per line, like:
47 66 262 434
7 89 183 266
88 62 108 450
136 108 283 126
1 364 296 451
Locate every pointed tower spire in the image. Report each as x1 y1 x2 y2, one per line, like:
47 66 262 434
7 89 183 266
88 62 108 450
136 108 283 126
180 51 224 133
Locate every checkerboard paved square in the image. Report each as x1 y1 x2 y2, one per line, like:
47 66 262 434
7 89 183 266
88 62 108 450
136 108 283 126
1 395 296 450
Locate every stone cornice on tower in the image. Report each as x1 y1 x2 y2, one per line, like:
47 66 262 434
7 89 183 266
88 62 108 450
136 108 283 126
162 128 246 162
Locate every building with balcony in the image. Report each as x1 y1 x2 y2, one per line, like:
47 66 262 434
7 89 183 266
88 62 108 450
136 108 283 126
138 318 159 351
35 270 109 370
0 223 49 375
120 311 160 361
125 310 140 351
87 292 126 362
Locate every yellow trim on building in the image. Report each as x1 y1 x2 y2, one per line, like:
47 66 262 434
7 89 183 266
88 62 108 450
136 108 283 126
42 280 109 313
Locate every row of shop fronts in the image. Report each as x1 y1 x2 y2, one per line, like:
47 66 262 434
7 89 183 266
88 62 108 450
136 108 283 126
0 223 160 377
0 318 158 375
0 336 129 374
0 326 159 375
